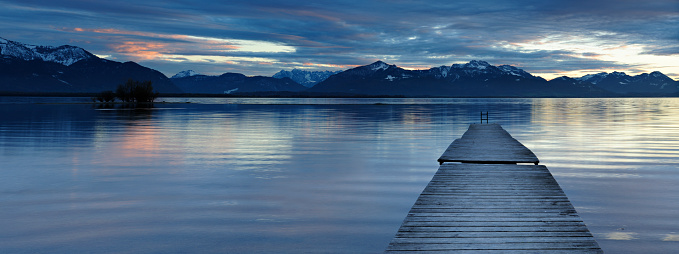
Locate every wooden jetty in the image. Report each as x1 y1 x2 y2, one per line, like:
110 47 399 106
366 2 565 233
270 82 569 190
438 124 539 165
386 124 602 253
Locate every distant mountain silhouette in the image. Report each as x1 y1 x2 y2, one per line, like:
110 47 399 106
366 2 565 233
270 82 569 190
2 37 677 97
577 71 678 94
308 60 613 97
171 70 200 79
0 37 181 93
170 72 306 94
272 69 340 87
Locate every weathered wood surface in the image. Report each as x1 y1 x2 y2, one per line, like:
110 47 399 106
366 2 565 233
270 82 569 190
385 164 602 253
437 123 539 165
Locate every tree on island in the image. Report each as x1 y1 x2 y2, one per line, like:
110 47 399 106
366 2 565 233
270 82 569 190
115 79 159 103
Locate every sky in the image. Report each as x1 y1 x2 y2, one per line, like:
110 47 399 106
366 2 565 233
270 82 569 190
1 0 678 80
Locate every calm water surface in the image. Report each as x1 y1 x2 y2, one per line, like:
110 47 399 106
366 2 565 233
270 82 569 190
1 97 678 253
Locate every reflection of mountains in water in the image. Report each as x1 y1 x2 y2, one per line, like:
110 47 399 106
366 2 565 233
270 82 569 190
0 101 538 148
4 98 677 163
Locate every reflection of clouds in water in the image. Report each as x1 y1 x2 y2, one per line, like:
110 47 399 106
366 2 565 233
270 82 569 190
177 111 295 170
553 172 642 179
602 232 638 240
5 99 679 253
662 234 679 241
529 98 679 175
601 232 679 241
572 206 603 213
603 233 679 242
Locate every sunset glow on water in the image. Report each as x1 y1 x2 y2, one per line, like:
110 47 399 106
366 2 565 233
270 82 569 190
1 97 678 253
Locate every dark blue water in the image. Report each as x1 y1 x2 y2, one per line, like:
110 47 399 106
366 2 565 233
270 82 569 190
1 97 678 253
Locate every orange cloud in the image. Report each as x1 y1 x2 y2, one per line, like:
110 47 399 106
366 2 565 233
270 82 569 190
605 45 631 51
73 27 242 52
73 27 162 38
401 65 434 70
111 41 167 60
70 27 247 61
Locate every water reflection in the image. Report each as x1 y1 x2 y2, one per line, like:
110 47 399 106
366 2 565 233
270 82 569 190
603 232 638 240
663 234 679 241
1 98 679 253
522 98 679 178
518 98 679 253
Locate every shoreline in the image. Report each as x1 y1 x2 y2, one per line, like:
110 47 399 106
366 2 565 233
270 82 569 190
2 92 679 99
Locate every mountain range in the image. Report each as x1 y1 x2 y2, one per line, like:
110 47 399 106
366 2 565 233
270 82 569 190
0 37 181 93
170 72 305 94
272 69 340 87
1 37 677 97
576 71 678 94
307 61 602 97
307 60 677 96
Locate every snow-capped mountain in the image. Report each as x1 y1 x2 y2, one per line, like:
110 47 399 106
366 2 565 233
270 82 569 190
0 37 181 93
577 72 609 84
446 60 536 79
171 70 200 79
309 60 565 96
272 69 340 87
309 60 678 96
0 37 95 66
369 61 392 71
334 60 403 79
2 37 676 97
171 72 306 94
497 65 534 79
576 71 678 94
452 59 490 69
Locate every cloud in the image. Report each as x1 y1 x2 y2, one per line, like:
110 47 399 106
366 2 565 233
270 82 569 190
641 46 679 56
0 0 677 79
111 41 167 60
66 27 296 66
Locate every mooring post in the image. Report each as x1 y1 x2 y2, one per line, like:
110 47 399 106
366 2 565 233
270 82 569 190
480 111 488 124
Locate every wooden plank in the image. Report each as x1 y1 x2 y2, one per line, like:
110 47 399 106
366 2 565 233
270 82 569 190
387 242 601 251
385 250 600 254
407 209 579 214
405 212 581 218
402 217 585 223
394 231 598 238
390 237 600 244
395 226 591 232
386 163 601 253
387 124 600 253
437 123 539 164
410 202 574 207
414 200 574 205
401 221 587 227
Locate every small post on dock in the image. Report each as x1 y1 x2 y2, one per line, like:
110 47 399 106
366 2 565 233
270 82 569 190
480 111 488 124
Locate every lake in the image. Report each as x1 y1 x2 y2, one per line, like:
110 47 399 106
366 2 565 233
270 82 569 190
1 97 678 253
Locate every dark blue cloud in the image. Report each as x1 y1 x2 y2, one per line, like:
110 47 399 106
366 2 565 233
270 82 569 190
0 0 677 79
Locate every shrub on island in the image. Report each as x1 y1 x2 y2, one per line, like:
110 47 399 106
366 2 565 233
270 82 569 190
115 79 159 103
